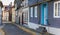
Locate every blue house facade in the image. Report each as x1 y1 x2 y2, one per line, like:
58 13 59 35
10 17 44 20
28 0 60 35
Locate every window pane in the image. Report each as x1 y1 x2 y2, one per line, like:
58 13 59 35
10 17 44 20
58 3 60 16
34 6 37 17
55 3 58 16
31 7 33 17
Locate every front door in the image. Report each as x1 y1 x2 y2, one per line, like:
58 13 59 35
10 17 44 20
41 3 48 25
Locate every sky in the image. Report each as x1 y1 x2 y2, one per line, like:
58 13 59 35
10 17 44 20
1 0 14 5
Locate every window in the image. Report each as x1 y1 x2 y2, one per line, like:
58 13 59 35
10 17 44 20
31 7 33 17
54 1 60 18
34 6 37 17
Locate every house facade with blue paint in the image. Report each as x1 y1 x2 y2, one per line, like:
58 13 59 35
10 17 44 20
28 0 60 35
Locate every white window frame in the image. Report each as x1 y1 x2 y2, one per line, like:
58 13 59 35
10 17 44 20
31 7 33 17
54 1 60 18
34 6 37 17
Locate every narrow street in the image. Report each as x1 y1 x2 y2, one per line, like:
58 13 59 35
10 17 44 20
2 23 32 35
0 0 59 35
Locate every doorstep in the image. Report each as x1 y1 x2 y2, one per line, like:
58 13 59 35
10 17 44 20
13 23 54 35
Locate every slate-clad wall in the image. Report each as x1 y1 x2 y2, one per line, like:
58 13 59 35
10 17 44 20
29 0 60 28
48 0 60 28
29 5 40 24
28 0 51 6
38 5 41 24
28 0 37 6
38 0 43 2
38 0 51 3
28 0 51 24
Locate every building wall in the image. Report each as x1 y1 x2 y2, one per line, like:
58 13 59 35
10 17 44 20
12 8 15 22
46 0 60 35
22 7 29 24
2 6 16 23
28 0 37 6
28 5 40 29
18 8 22 24
2 11 9 21
15 10 19 24
48 0 60 28
28 0 51 6
28 0 60 35
28 0 52 25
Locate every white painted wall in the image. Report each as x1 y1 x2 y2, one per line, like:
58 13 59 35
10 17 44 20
23 7 29 24
12 8 15 22
28 22 40 30
28 22 60 35
46 26 60 35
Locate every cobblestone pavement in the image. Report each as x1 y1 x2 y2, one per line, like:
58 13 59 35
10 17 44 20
2 23 32 35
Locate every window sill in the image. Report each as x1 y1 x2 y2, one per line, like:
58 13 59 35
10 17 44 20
54 16 60 18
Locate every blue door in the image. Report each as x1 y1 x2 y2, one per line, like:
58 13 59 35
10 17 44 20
41 3 48 25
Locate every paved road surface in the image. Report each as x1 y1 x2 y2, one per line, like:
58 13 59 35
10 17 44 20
2 23 32 35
